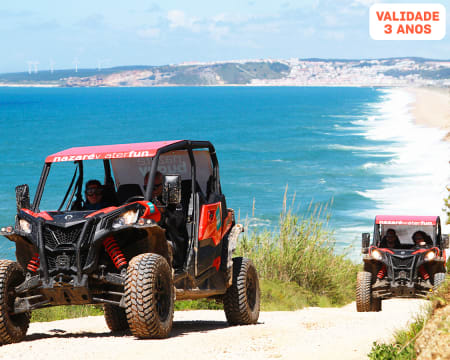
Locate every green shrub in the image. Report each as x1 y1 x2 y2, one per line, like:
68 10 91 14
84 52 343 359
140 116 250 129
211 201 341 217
237 197 359 305
368 316 425 360
260 279 332 310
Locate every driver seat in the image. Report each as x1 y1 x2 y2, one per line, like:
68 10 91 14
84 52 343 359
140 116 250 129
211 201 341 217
116 184 143 204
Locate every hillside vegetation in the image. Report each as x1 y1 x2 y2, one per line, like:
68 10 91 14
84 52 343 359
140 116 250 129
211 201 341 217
0 57 448 87
237 199 359 306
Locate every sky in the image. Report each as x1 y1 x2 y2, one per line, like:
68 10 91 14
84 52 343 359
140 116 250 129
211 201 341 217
0 0 448 73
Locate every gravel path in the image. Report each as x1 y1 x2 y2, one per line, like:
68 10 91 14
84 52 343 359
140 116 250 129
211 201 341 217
0 299 428 360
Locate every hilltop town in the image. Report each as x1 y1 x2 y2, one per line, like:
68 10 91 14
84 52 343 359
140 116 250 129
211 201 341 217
0 57 448 87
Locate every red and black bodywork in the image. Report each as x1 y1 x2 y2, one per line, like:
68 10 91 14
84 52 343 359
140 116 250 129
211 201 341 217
0 140 241 313
361 215 448 299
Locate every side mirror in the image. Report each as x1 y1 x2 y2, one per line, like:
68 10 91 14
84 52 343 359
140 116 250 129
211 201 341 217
442 234 449 249
362 232 370 254
15 184 31 212
162 175 181 205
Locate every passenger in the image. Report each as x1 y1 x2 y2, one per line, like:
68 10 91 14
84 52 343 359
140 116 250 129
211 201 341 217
412 231 432 285
412 231 432 247
380 229 400 248
82 180 110 210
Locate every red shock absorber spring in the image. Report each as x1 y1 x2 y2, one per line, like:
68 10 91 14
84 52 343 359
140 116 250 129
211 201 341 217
27 253 40 272
103 236 127 269
377 265 387 279
418 265 430 280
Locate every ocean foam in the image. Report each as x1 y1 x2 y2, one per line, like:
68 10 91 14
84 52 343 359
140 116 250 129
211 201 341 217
328 144 383 152
353 88 450 232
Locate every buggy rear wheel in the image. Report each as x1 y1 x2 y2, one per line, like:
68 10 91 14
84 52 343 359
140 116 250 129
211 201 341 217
371 297 382 312
223 257 260 325
103 304 129 332
0 260 30 344
356 271 373 312
125 253 174 338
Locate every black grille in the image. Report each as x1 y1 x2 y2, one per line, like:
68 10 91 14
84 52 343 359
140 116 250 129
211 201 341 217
42 222 94 272
47 253 76 269
43 224 84 249
392 256 414 268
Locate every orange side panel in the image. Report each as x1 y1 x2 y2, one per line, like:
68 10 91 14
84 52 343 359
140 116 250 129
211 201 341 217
198 202 222 246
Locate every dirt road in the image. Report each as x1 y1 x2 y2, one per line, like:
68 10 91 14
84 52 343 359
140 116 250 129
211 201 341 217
0 299 428 360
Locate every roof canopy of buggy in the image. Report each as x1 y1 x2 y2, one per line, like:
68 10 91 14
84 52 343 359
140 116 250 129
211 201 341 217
45 140 184 163
375 215 439 226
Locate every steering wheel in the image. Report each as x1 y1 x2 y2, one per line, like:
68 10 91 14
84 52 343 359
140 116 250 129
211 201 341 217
124 195 145 203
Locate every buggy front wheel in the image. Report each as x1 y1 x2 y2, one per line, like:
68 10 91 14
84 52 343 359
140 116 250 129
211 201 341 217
125 253 174 338
356 271 373 312
0 260 30 344
433 272 446 291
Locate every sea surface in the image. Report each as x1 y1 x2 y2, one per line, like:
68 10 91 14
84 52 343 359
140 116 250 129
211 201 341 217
0 86 448 260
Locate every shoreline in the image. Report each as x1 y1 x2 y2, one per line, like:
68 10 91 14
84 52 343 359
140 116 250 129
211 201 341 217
406 87 450 142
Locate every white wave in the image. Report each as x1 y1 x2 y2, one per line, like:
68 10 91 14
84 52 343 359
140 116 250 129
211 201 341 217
328 114 363 119
328 144 383 152
362 162 378 169
352 88 450 233
243 217 272 228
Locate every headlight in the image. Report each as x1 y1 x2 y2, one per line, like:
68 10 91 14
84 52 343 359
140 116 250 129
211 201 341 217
112 210 139 229
424 251 436 261
371 249 383 261
19 219 32 234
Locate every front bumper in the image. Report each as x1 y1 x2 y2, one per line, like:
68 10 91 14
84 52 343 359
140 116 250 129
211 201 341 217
372 279 432 299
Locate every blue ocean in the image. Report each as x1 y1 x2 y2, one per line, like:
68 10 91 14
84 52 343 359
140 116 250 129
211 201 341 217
0 87 448 259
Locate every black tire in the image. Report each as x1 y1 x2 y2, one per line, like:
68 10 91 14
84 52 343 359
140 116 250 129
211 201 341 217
0 260 30 345
371 297 382 312
103 304 129 332
433 272 446 291
125 253 174 338
356 271 372 312
223 257 260 325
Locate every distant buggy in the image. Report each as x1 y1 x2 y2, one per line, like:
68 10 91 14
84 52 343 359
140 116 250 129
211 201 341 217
0 140 260 344
356 215 448 312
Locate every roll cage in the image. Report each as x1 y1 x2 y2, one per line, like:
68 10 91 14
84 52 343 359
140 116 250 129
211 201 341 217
372 215 442 249
31 140 222 212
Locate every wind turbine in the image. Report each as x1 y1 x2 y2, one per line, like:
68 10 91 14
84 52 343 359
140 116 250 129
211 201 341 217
97 58 111 72
73 58 79 73
27 61 32 74
49 59 55 74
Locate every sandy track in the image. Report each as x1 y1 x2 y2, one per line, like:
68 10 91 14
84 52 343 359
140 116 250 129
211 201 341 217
0 299 428 360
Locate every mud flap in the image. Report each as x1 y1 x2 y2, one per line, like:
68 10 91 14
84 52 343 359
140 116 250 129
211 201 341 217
226 224 244 287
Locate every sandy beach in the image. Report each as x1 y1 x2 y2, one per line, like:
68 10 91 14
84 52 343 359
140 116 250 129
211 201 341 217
407 87 450 141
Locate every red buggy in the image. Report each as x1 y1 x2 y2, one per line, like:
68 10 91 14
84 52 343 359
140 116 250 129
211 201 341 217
357 215 448 312
0 140 260 344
